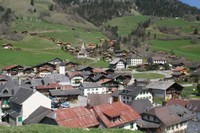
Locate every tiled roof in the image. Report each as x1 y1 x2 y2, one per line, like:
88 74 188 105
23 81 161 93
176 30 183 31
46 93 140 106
49 89 81 97
81 82 102 89
55 106 99 128
92 68 106 73
166 98 188 107
2 64 22 71
144 104 195 127
186 100 200 112
66 71 82 78
146 81 183 90
10 87 33 105
98 78 113 84
129 99 153 114
87 94 112 107
36 83 60 90
93 102 140 128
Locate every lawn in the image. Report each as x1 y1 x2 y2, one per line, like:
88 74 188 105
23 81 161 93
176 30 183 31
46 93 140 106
153 18 200 33
0 36 109 68
0 124 143 133
181 86 200 99
133 72 164 79
150 39 200 61
104 15 148 37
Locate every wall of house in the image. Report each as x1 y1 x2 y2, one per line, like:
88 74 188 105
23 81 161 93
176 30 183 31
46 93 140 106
59 66 65 75
84 87 107 96
123 122 138 131
22 91 51 120
142 114 160 123
120 91 153 103
116 61 125 69
127 58 143 67
71 77 83 87
39 72 51 77
153 60 167 65
164 121 188 133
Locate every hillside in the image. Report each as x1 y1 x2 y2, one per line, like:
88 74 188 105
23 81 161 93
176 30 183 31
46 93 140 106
0 124 143 133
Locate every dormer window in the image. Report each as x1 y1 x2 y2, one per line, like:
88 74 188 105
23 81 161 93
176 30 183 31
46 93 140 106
3 90 8 94
103 109 121 122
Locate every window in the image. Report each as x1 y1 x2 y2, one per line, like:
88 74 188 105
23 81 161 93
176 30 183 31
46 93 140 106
130 123 134 128
3 90 8 94
18 117 22 122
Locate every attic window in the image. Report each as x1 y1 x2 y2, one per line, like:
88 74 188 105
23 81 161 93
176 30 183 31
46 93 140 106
103 109 121 122
3 90 8 94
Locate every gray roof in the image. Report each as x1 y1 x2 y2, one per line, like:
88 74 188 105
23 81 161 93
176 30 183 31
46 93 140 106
111 90 122 97
126 54 142 59
43 74 70 85
10 88 33 105
23 106 52 125
8 110 21 119
30 78 43 87
81 82 102 89
137 119 160 128
109 58 125 65
128 99 153 114
146 81 182 90
87 94 112 107
144 104 195 127
120 84 148 97
49 89 81 97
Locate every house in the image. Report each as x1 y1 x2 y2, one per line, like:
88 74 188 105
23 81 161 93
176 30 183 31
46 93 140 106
93 102 140 130
109 58 126 70
186 62 200 71
65 62 79 69
66 71 84 87
141 104 195 133
9 88 51 125
87 94 112 108
2 65 24 76
80 82 107 96
166 98 188 107
49 89 81 102
98 78 122 92
2 43 13 50
119 84 153 103
0 75 10 86
33 62 56 77
36 83 61 96
77 41 88 58
128 99 153 114
40 106 99 128
47 57 62 65
76 65 93 72
134 79 150 86
23 106 52 125
148 56 167 65
186 100 200 120
126 54 143 67
106 73 131 85
146 81 183 101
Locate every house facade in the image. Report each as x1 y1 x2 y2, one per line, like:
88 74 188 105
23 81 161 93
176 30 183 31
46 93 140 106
126 54 143 67
109 58 126 70
80 82 107 96
66 72 84 87
9 88 51 125
148 57 167 65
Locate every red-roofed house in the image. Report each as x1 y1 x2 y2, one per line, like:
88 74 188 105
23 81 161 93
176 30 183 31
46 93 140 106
36 83 61 96
66 71 83 87
2 65 24 76
40 106 99 128
93 102 140 130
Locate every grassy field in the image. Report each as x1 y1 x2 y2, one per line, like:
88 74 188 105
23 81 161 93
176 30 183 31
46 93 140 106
0 36 109 68
181 86 200 99
104 15 148 37
150 39 200 61
153 18 200 33
133 73 164 79
0 124 143 133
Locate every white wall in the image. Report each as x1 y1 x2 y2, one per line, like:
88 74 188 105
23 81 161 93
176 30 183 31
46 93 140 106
123 122 138 131
71 77 83 87
59 66 65 74
165 121 188 133
153 60 167 64
127 58 143 66
22 91 51 120
116 61 125 69
84 87 107 96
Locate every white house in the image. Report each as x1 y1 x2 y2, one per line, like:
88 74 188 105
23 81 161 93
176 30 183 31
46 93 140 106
119 84 153 103
148 56 167 65
80 82 107 96
109 58 126 70
9 88 51 125
126 54 143 67
66 72 84 87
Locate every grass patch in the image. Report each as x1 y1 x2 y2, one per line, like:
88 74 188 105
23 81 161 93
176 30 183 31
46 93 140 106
104 15 148 37
181 86 199 99
150 39 200 61
153 18 200 33
0 124 143 133
133 73 164 79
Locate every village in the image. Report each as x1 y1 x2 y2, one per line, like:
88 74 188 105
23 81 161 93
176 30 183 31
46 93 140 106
0 40 200 133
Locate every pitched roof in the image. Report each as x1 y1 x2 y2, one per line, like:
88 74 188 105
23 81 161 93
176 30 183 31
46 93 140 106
87 94 112 107
144 104 194 127
128 99 153 114
98 78 113 84
120 84 147 97
49 89 81 97
23 106 52 124
146 81 183 90
166 98 188 107
92 68 106 73
137 119 160 128
66 71 83 79
36 83 60 90
10 88 33 105
93 102 140 128
2 64 23 71
55 106 99 128
186 100 200 112
81 82 102 89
